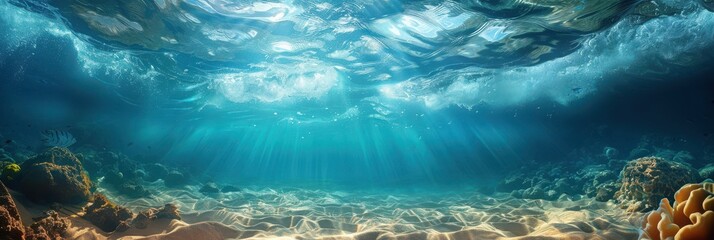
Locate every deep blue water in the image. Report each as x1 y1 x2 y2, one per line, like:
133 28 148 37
1 0 713 187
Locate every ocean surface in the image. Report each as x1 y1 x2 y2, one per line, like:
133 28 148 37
1 0 713 239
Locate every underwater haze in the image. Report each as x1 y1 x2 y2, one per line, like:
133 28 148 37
1 0 714 239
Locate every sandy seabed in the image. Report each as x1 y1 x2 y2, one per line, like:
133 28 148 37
13 182 644 240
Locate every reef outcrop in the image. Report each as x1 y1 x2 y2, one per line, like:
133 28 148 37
83 193 133 232
642 181 714 240
25 210 71 240
13 147 93 204
1 181 24 240
615 157 701 212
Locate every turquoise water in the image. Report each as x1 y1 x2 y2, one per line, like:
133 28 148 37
1 0 714 196
2 0 714 239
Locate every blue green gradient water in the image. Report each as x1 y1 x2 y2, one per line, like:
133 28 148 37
1 0 714 187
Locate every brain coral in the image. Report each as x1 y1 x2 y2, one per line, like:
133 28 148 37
642 181 714 240
615 157 700 212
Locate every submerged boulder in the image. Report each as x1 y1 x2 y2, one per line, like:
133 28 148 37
25 210 70 240
164 170 189 187
700 164 714 180
130 203 181 229
15 147 93 204
199 182 220 195
156 204 181 220
144 163 169 182
1 181 25 240
615 156 701 212
0 163 21 184
83 193 133 232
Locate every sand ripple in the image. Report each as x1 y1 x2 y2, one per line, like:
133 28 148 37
80 183 646 240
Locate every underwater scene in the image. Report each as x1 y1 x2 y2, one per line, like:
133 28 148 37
1 0 714 239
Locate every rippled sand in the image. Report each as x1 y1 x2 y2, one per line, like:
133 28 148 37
38 182 643 240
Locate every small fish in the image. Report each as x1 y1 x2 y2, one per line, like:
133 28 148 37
4 139 12 144
127 142 134 146
572 87 582 93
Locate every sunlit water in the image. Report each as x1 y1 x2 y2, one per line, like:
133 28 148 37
1 0 713 238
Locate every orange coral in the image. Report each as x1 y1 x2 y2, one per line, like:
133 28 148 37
642 182 714 240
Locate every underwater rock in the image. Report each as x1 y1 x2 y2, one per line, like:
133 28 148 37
221 185 241 193
603 147 619 160
641 181 714 240
82 193 133 232
500 160 623 202
1 181 25 240
164 170 189 187
595 182 619 202
103 169 124 187
144 163 169 182
580 165 618 199
199 182 220 195
130 208 156 229
75 153 102 179
0 163 21 184
699 164 714 180
130 203 180 229
25 210 70 240
615 156 701 212
15 147 93 204
117 181 151 198
156 204 181 220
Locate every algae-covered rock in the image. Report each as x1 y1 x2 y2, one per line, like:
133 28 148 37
25 210 70 240
1 181 25 240
615 156 701 212
0 163 20 183
83 193 133 232
15 147 93 204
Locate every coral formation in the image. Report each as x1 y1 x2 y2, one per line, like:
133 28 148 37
25 210 70 240
14 147 93 204
642 181 714 240
1 181 25 240
615 157 701 212
83 193 133 232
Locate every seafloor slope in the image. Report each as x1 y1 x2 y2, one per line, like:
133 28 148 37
2 139 714 240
